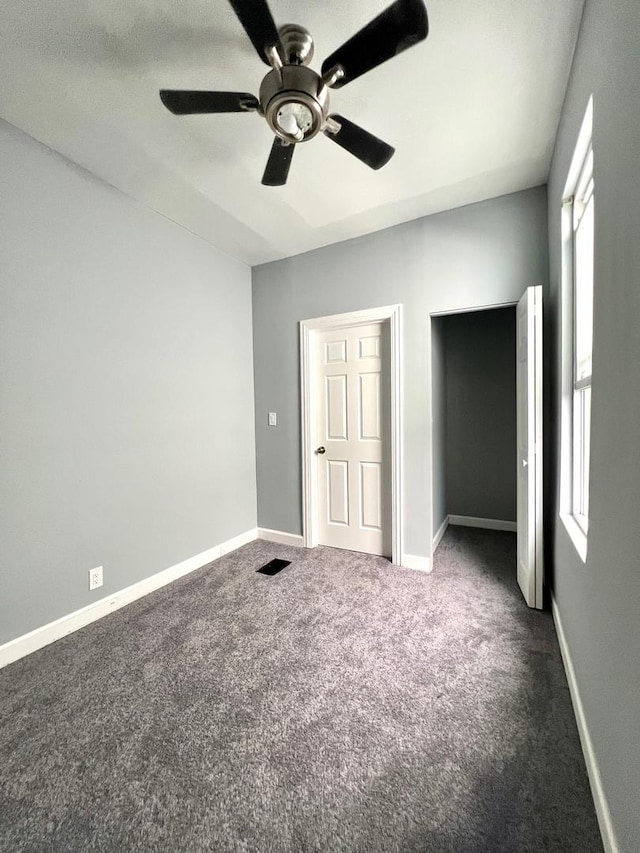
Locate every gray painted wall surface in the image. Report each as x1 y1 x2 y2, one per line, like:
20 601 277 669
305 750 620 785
430 318 447 539
252 186 548 557
444 308 517 522
547 1 640 849
0 120 257 645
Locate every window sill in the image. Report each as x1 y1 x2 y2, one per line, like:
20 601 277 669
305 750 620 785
560 512 588 563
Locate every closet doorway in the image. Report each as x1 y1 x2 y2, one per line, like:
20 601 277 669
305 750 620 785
431 292 543 609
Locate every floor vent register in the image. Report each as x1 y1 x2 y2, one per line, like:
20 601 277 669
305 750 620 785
256 558 291 576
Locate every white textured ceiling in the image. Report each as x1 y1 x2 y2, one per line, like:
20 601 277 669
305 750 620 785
0 0 584 265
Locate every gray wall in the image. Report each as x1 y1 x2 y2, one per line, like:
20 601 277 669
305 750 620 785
430 317 447 538
444 308 517 522
0 120 257 645
547 0 640 849
252 186 548 558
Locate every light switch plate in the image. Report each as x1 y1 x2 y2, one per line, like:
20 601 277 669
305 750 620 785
268 412 277 426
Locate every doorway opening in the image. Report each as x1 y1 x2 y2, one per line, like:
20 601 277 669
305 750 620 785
431 304 518 550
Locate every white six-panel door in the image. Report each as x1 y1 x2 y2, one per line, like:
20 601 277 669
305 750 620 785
314 322 391 557
516 286 543 609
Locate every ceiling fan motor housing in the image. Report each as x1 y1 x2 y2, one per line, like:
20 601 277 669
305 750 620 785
259 24 330 144
260 65 330 143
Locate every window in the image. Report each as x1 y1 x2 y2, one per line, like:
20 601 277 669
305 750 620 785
571 147 594 533
561 97 594 560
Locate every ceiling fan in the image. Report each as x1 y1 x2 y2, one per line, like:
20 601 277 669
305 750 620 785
159 0 429 186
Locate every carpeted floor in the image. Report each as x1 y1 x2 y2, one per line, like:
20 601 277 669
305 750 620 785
0 527 603 852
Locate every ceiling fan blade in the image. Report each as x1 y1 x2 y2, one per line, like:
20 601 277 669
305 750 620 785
324 115 395 170
228 0 281 65
262 137 294 186
160 90 259 115
321 0 428 89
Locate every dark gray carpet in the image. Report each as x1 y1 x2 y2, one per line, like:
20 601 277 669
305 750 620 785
0 528 602 852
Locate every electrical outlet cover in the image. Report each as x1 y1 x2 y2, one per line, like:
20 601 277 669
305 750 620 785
89 566 103 590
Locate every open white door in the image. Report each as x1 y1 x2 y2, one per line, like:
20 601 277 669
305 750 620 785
516 285 543 609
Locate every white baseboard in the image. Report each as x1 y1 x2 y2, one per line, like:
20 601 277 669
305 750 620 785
257 528 305 547
216 528 258 556
432 516 449 552
401 554 432 573
552 597 619 853
0 527 259 670
448 514 517 532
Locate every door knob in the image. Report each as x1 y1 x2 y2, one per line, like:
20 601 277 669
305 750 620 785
316 446 326 454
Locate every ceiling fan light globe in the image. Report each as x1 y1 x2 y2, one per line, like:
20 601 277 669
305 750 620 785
277 112 299 137
276 101 313 142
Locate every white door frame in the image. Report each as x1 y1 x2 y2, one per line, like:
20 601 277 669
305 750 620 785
300 305 403 564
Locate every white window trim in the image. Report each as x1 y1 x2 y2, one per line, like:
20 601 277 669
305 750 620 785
560 511 588 563
571 148 593 536
559 97 593 563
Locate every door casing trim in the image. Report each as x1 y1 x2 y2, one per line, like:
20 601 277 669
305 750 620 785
300 305 402 565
